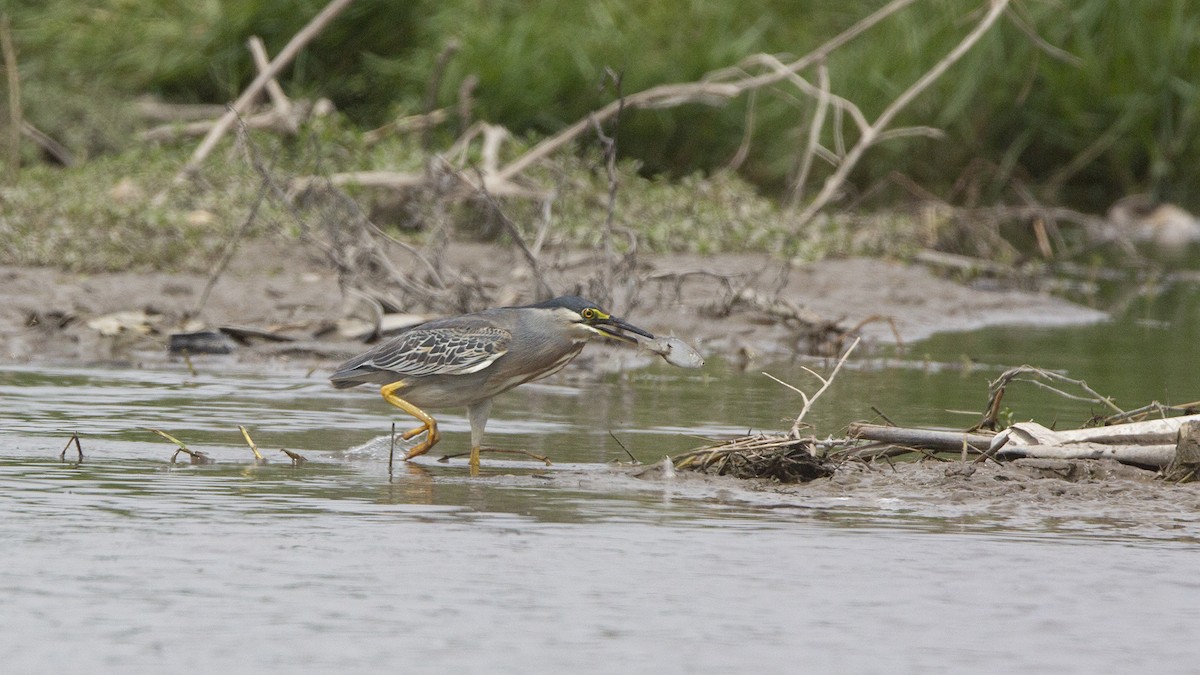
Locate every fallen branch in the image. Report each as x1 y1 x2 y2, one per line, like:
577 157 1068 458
142 100 321 143
848 422 994 453
21 122 73 166
288 167 547 199
491 0 917 186
171 0 355 184
247 36 293 126
146 427 212 465
995 442 1174 469
189 115 275 319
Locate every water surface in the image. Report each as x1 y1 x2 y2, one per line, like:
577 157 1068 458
2 281 1199 672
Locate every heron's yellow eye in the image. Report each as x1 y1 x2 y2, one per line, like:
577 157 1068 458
581 308 596 320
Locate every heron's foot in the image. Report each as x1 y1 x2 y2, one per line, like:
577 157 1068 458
400 422 440 460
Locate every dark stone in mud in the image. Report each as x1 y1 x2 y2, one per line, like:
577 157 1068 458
168 330 236 355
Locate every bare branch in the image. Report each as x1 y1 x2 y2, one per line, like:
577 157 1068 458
492 0 917 185
765 337 861 438
794 0 1011 224
172 0 356 185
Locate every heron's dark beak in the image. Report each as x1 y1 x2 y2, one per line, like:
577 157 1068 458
594 317 655 344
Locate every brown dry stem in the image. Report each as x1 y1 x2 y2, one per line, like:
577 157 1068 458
973 365 1123 431
59 432 83 462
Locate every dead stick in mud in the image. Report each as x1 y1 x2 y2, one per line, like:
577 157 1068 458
172 0 355 185
471 166 553 300
59 432 83 462
609 430 638 463
422 39 459 152
146 428 211 465
238 425 267 464
389 422 396 475
591 67 625 308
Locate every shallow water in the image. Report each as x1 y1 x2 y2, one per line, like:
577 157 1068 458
7 265 1200 667
3 281 1200 672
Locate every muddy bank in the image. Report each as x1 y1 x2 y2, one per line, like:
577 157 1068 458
0 238 1106 367
583 458 1200 533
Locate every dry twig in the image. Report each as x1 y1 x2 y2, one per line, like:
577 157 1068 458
764 336 861 437
146 427 211 465
59 432 83 462
973 364 1123 431
673 434 836 482
238 425 267 464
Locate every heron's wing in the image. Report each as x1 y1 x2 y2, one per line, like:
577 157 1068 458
363 326 510 377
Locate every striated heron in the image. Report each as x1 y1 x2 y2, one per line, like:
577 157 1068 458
331 296 654 468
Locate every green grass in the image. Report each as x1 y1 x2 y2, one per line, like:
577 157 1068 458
3 0 1198 271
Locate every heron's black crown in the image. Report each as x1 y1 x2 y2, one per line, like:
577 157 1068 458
523 296 603 315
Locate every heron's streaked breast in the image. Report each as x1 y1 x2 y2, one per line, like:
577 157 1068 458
489 342 585 393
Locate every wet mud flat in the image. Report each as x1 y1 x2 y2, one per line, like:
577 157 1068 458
507 456 1198 539
0 239 1106 366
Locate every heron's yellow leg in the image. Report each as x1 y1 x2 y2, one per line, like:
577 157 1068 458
380 382 440 460
469 445 481 469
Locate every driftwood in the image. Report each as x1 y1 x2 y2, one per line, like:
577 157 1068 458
1164 421 1200 482
993 417 1200 448
849 422 994 453
850 414 1200 471
995 442 1175 469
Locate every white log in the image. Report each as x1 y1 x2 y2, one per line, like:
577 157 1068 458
996 442 1175 468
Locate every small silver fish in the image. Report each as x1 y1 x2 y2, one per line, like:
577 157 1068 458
642 335 704 368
